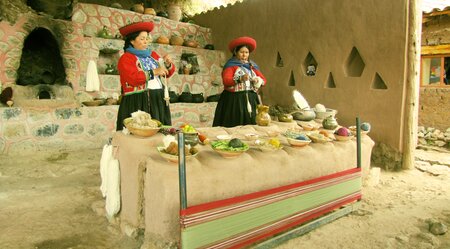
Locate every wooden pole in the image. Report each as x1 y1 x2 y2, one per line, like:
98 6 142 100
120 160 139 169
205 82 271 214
402 0 422 169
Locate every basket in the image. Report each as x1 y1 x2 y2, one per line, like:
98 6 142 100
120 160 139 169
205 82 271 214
124 117 160 137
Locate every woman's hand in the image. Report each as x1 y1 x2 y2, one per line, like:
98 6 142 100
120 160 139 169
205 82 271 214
240 74 249 82
153 67 169 76
163 55 173 68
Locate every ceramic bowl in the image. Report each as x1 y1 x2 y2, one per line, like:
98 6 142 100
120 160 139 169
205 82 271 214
334 134 354 141
349 126 369 135
287 137 311 147
82 99 105 106
217 134 232 140
266 130 280 137
313 108 337 120
157 147 198 163
245 133 259 140
183 132 199 147
212 147 248 158
307 133 332 143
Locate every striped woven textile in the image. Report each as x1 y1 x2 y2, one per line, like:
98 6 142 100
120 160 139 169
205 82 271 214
180 168 362 249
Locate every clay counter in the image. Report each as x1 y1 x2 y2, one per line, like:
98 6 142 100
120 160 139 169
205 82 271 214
111 121 374 247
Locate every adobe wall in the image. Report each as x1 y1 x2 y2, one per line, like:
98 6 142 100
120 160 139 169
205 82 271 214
193 0 409 153
419 88 450 131
420 14 450 133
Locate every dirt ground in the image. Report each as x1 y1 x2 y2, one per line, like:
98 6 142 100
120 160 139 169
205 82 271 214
0 148 449 249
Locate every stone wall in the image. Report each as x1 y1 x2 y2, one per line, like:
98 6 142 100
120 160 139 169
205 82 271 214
419 88 450 131
0 3 225 154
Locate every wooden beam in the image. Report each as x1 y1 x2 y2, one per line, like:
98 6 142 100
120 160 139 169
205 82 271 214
421 45 450 55
402 0 421 170
423 9 450 18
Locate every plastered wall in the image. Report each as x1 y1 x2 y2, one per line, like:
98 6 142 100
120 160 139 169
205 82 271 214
193 0 410 151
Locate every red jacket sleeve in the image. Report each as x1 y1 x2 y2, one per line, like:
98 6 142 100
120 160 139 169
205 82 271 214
222 66 238 87
117 53 147 87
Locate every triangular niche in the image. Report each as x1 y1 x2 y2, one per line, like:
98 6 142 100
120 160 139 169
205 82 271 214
326 72 336 88
276 52 284 67
303 52 318 76
288 70 296 86
371 72 388 89
344 47 365 77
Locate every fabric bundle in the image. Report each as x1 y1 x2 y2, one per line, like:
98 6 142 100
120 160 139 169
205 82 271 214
99 144 121 217
86 60 100 92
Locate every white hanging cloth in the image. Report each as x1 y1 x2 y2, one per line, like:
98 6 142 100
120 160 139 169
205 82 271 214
100 144 112 198
86 60 100 92
105 158 121 217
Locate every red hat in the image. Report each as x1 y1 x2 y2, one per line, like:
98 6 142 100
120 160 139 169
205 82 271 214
228 36 257 53
119 22 154 37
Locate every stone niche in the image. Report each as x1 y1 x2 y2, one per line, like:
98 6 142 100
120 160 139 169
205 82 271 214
4 15 78 108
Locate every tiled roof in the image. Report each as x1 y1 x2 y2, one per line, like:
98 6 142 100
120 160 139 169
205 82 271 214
422 0 450 13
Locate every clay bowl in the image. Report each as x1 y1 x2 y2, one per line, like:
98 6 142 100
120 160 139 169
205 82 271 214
245 133 259 140
349 126 370 135
82 99 105 106
266 130 280 137
157 147 198 163
287 137 311 147
313 108 337 120
212 147 248 158
334 134 354 142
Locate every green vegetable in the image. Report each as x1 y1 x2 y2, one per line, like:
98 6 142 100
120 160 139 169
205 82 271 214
229 138 243 148
211 140 249 152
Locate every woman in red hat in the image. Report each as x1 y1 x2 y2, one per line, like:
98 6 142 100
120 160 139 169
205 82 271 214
213 36 267 127
116 22 176 130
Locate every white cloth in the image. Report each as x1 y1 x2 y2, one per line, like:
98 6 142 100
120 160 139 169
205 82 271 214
105 158 121 217
100 144 112 198
86 60 100 92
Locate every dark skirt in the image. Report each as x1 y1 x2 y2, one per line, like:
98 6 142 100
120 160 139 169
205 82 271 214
116 89 171 131
213 90 260 127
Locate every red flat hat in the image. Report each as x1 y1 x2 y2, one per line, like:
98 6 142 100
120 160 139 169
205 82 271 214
228 36 257 53
119 22 154 37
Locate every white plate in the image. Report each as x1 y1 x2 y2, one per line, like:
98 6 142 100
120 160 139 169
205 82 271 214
217 134 232 140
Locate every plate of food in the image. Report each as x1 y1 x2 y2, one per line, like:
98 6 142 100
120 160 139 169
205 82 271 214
157 142 199 163
307 133 333 143
255 138 283 152
211 138 249 158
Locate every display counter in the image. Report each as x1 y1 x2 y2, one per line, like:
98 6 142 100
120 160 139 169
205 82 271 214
111 121 375 246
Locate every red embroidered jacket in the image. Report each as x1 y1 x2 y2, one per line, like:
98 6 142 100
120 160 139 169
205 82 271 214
222 66 267 92
117 51 175 95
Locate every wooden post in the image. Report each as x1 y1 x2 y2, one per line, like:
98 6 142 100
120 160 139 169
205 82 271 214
402 0 421 170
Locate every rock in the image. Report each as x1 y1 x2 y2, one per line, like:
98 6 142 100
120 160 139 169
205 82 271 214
434 141 446 147
418 138 428 145
395 235 409 243
429 221 448 235
91 200 105 216
418 132 425 138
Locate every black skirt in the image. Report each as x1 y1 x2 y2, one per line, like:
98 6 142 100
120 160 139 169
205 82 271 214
116 89 171 131
212 90 260 127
